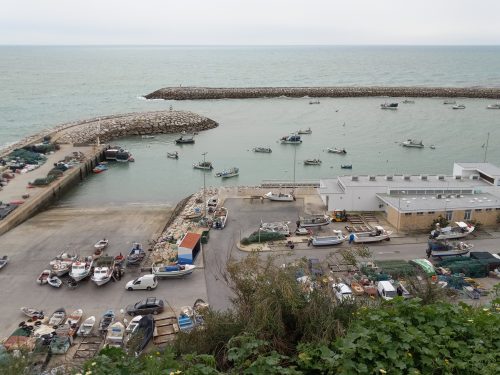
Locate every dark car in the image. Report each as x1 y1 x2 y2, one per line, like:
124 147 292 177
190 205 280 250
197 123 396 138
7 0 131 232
308 258 324 277
126 297 164 316
126 314 155 355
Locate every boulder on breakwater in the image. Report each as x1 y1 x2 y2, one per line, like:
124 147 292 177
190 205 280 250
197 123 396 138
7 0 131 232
55 110 218 144
144 86 500 100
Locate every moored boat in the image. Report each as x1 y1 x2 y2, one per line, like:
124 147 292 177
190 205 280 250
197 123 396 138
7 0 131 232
297 127 312 134
212 207 228 229
341 164 352 169
152 263 196 278
215 167 239 178
327 147 347 154
298 215 331 228
443 99 456 105
141 135 155 139
380 102 398 109
167 151 179 159
402 139 424 148
311 230 346 246
452 104 466 109
77 316 96 336
69 256 94 282
402 99 415 104
350 226 392 243
193 161 213 170
252 147 272 153
92 162 108 174
263 191 295 202
430 221 474 240
175 136 195 144
280 134 302 144
486 103 500 109
304 158 321 165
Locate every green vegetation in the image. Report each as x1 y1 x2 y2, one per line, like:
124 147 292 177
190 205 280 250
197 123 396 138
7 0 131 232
1 254 498 374
240 231 285 245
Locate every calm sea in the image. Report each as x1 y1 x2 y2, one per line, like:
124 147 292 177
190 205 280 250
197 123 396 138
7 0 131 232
1 46 499 205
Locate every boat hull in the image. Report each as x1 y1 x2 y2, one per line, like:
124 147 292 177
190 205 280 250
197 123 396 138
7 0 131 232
264 192 294 202
91 276 112 286
353 234 391 243
431 249 469 258
69 272 90 282
152 265 196 278
311 237 345 246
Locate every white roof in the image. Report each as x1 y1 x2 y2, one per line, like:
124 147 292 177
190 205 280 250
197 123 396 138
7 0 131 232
455 162 500 177
336 175 489 188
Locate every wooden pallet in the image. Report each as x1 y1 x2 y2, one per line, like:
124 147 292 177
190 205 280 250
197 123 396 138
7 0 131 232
362 212 379 223
153 314 178 345
72 336 103 360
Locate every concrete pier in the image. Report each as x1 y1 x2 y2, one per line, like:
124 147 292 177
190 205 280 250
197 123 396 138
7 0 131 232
145 86 500 100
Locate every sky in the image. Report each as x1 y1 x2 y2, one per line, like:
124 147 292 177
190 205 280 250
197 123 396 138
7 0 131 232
2 0 500 45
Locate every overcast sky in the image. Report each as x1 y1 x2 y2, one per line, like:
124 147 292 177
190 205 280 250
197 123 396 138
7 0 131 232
2 0 500 45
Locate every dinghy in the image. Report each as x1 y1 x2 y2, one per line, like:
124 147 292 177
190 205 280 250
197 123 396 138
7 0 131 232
48 308 67 327
20 307 44 319
77 316 96 336
94 239 109 250
47 275 62 288
37 270 51 285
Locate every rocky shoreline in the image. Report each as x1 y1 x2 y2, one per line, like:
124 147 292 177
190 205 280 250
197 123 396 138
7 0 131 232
1 110 218 156
145 86 500 100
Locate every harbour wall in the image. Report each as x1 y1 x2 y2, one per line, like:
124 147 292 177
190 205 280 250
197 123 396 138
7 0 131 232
144 86 500 100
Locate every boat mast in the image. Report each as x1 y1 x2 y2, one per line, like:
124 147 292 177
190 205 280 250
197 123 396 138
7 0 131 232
483 132 490 162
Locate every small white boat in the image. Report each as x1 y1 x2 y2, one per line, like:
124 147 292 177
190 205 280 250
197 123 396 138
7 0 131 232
297 127 312 134
67 309 84 327
141 135 155 139
260 221 291 236
91 256 115 286
125 315 143 333
380 102 398 110
77 316 96 336
311 230 346 246
351 226 392 243
167 151 179 159
215 167 239 178
264 191 295 202
298 215 331 228
443 99 456 105
253 147 272 153
20 307 44 318
402 139 424 148
327 147 347 154
94 239 109 250
69 256 94 282
309 100 320 105
402 99 415 104
486 103 500 109
431 248 470 258
48 275 62 288
175 135 195 144
37 269 51 285
430 221 475 240
0 255 8 270
48 308 67 327
452 104 466 109
280 134 302 144
193 161 213 170
304 158 321 165
152 264 196 278
105 322 126 348
212 207 228 229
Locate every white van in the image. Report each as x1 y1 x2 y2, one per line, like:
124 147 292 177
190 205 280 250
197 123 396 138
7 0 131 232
126 274 158 291
377 281 397 300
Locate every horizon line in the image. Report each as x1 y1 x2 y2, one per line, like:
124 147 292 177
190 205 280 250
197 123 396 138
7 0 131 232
1 43 500 47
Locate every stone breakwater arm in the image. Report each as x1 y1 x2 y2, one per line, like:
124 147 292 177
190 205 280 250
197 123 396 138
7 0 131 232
144 86 500 100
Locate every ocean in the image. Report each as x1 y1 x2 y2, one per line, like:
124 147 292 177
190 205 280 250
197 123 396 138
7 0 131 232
1 46 500 205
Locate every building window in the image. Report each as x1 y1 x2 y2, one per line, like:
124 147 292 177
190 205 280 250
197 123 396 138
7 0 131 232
405 213 412 216
445 211 453 221
475 209 482 212
464 210 471 220
417 212 424 215
486 208 493 212
428 211 435 214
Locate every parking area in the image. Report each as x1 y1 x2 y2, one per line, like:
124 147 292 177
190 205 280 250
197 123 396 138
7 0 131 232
0 203 208 339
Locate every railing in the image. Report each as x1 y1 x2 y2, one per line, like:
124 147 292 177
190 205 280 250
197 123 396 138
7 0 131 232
261 180 320 188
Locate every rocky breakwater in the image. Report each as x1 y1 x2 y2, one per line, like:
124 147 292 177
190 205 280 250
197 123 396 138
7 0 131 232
145 86 500 100
56 110 218 144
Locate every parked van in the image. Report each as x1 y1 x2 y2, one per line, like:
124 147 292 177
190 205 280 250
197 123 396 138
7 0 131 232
377 281 397 300
126 274 158 291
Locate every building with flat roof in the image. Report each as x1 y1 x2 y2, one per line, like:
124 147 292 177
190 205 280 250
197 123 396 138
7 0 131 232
318 162 500 231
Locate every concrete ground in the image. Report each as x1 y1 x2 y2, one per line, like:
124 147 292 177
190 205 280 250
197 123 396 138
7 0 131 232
0 203 208 340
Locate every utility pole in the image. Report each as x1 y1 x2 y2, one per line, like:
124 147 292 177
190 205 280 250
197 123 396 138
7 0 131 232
292 145 297 195
202 152 207 217
483 132 490 162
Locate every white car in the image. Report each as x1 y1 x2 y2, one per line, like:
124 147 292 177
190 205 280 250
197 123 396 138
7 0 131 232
332 283 354 302
125 274 158 291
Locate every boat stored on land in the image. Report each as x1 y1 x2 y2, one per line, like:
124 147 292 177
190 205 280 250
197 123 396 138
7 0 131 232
77 316 96 336
304 158 321 165
167 151 179 159
0 255 8 270
380 102 398 109
99 310 115 334
152 264 196 278
215 167 239 178
193 161 213 170
37 270 51 285
105 322 125 348
69 256 94 282
327 147 346 154
252 147 272 153
94 239 109 250
264 191 295 202
280 134 302 144
47 275 62 288
430 222 474 240
402 139 424 148
48 308 66 327
297 127 312 134
50 260 72 277
351 226 392 243
298 215 331 228
177 312 195 332
21 307 44 318
212 207 228 229
311 230 346 246
91 256 115 286
175 136 195 144
127 243 146 266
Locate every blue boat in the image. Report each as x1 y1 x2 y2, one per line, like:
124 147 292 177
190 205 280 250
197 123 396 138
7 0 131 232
177 312 195 332
280 134 302 144
92 163 108 174
127 243 145 265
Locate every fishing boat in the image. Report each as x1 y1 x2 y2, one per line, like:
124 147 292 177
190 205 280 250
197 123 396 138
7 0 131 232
212 207 228 229
304 158 321 165
20 307 44 319
105 322 126 348
263 191 295 202
402 139 424 148
193 161 213 170
98 310 115 334
260 221 291 236
167 151 179 159
92 163 108 174
311 230 346 246
486 103 500 109
115 149 133 162
77 316 96 336
309 100 320 105
402 99 415 104
37 270 51 285
430 221 475 240
297 127 312 134
152 263 197 278
341 164 352 169
380 102 398 110
94 239 109 250
50 260 72 277
252 147 272 153
452 104 466 109
0 255 8 270
48 308 67 327
215 167 239 178
114 253 125 266
429 240 472 258
56 309 84 337
280 134 302 144
175 136 195 144
141 135 155 139
443 100 456 105
69 256 94 282
67 309 84 328
91 256 115 286
351 226 392 243
47 275 62 288
127 243 146 266
53 252 78 262
327 147 347 154
298 215 331 228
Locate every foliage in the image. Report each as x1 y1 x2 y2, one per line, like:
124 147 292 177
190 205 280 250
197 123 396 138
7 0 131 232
468 218 482 231
241 231 285 245
430 215 449 231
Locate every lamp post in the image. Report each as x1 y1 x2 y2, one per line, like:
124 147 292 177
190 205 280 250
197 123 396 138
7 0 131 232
202 152 207 217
